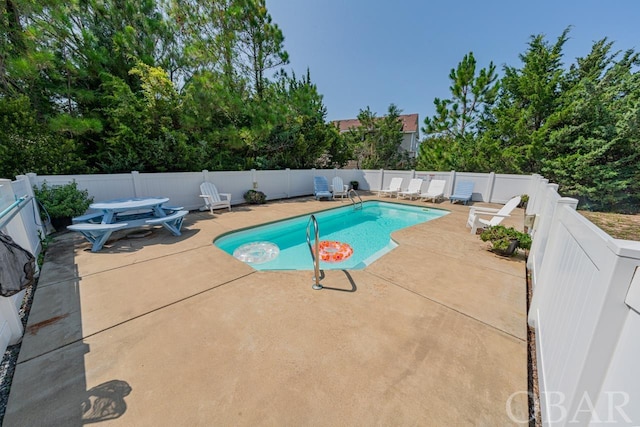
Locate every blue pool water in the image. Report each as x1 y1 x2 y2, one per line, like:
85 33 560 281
214 201 449 270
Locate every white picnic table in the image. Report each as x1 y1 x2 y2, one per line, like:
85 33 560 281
67 197 187 252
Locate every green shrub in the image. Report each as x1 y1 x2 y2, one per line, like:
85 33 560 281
243 189 267 204
34 180 93 219
479 225 531 255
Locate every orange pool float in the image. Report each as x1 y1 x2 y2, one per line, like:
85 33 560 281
313 240 353 263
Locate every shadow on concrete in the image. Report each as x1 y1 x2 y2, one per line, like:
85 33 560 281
318 270 357 293
74 227 201 254
3 236 132 426
82 380 132 424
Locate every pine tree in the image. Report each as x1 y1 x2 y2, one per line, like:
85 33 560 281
419 52 498 171
482 29 569 173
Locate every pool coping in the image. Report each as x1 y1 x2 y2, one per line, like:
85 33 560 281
214 199 451 271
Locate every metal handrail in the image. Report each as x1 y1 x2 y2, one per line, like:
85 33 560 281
306 214 322 290
347 189 363 210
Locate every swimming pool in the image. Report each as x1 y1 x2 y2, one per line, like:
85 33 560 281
214 201 449 270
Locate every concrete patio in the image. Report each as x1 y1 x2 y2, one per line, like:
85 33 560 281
4 194 529 426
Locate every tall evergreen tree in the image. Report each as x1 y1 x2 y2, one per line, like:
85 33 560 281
418 52 498 171
0 0 343 178
236 0 288 97
481 29 569 173
542 42 640 211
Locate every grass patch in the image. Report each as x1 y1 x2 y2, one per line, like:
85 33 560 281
579 211 640 241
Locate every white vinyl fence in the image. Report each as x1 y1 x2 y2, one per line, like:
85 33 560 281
26 168 534 213
527 175 640 426
0 176 46 352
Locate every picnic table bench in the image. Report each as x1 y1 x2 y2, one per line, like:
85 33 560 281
67 197 188 252
67 222 129 252
71 212 104 224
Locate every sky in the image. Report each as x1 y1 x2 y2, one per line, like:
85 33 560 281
265 0 639 127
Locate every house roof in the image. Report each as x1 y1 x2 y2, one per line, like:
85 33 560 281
333 113 419 133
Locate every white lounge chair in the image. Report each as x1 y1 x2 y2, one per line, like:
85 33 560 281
419 179 446 203
378 177 403 198
467 196 522 234
331 176 349 200
199 182 231 214
398 178 423 200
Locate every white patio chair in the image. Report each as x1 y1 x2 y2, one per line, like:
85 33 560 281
467 196 521 234
199 182 231 214
331 176 349 200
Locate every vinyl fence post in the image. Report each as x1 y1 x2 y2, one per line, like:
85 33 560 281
485 171 495 203
286 168 291 198
448 170 456 197
131 171 142 197
16 174 46 248
526 175 539 216
26 173 38 188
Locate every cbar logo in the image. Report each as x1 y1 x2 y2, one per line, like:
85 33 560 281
506 391 633 424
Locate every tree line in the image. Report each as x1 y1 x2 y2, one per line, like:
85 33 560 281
2 4 637 212
0 0 355 176
418 28 640 212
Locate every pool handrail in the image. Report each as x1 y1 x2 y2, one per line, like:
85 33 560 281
306 214 322 290
0 195 31 230
348 189 362 210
